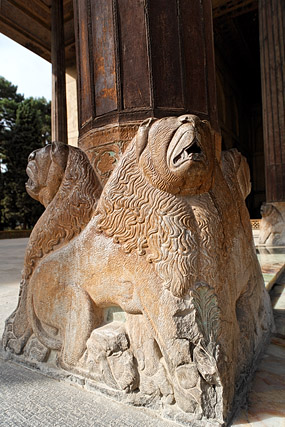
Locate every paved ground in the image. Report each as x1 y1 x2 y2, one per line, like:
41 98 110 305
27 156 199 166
0 358 178 427
233 270 285 426
0 238 27 337
0 238 284 426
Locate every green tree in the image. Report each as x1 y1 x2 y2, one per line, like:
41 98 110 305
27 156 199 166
0 76 24 132
0 77 51 229
32 97 51 145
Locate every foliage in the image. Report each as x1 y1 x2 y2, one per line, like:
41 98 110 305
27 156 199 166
0 77 24 132
0 77 51 229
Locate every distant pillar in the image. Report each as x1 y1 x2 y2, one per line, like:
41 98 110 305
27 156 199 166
258 0 285 245
259 0 285 202
51 0 68 144
73 0 219 184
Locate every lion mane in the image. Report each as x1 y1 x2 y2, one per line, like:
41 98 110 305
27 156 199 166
96 116 246 298
96 135 201 297
24 143 102 280
3 142 102 353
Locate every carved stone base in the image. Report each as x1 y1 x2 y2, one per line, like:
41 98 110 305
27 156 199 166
1 323 269 427
2 116 274 426
79 122 140 185
259 202 285 246
79 122 222 187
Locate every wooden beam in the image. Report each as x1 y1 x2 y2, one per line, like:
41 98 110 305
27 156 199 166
0 0 50 45
0 19 51 61
9 0 51 28
51 0 68 144
213 0 257 19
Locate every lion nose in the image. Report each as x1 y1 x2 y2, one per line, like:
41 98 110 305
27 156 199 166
179 115 197 124
179 115 193 124
28 151 36 162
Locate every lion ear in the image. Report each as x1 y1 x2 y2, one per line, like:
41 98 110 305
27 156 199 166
50 141 63 157
50 141 57 152
136 118 156 161
51 141 68 170
51 141 64 153
201 119 211 130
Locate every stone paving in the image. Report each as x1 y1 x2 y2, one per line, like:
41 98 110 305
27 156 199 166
0 237 284 426
0 238 27 337
0 358 178 427
233 270 285 426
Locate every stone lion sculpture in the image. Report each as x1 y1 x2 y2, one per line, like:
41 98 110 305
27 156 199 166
259 202 285 246
3 142 102 356
3 116 273 424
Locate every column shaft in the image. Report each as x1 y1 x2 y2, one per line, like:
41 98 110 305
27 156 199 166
51 0 68 144
259 0 285 202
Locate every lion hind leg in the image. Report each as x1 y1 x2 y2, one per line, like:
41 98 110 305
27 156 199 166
59 284 103 369
29 298 62 351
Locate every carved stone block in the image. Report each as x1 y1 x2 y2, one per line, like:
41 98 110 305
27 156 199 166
2 116 273 425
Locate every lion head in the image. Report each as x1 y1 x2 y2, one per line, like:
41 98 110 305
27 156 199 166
137 115 215 195
97 115 216 297
26 142 69 207
24 142 102 280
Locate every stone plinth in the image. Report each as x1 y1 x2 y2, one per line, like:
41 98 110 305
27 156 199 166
2 116 273 425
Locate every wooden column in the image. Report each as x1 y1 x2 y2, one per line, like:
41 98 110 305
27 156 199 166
259 0 285 202
73 0 219 183
51 0 68 144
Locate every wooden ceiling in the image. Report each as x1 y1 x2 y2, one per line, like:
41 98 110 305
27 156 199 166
212 0 258 18
0 0 75 65
0 0 258 71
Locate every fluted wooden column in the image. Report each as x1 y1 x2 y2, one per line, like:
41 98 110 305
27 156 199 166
72 0 219 183
51 0 68 144
259 0 285 202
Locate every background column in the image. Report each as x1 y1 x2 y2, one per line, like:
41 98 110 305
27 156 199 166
51 0 68 144
259 0 285 245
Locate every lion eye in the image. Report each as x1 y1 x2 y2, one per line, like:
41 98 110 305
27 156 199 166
179 116 190 123
28 151 36 162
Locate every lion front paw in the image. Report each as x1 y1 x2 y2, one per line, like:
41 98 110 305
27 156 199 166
2 322 32 355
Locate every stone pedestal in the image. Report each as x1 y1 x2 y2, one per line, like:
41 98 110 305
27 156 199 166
2 116 273 425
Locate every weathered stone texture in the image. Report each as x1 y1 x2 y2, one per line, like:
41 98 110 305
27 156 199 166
2 115 273 425
259 202 285 246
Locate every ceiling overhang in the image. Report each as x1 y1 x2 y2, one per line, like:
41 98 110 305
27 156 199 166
0 0 258 69
212 0 258 19
0 0 75 65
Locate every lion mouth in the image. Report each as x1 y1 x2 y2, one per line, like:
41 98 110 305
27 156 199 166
170 128 204 168
173 139 202 166
25 177 33 189
26 165 36 190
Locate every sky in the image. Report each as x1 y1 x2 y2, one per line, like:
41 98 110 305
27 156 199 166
0 33 51 101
